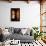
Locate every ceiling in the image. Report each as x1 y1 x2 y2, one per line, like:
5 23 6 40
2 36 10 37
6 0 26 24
1 0 39 1
0 0 45 4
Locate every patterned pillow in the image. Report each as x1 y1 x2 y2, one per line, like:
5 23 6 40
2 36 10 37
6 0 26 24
14 28 21 33
8 27 14 34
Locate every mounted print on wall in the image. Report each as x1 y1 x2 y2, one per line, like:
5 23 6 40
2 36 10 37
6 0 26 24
11 8 20 21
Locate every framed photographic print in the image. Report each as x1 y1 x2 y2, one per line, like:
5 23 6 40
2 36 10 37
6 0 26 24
11 8 20 21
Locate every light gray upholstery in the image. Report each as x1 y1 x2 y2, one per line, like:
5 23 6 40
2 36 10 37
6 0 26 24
8 33 34 43
3 28 34 43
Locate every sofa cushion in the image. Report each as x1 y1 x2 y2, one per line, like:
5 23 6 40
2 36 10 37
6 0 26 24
21 28 27 35
8 27 14 34
14 28 21 33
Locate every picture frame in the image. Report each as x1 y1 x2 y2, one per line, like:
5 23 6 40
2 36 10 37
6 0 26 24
11 8 20 21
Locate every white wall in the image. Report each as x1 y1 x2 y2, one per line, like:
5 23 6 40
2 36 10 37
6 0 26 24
0 1 40 28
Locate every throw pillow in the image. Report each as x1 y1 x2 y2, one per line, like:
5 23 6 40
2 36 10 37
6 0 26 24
21 28 27 35
14 28 21 33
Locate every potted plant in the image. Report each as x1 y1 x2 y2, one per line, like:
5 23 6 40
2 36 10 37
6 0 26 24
32 27 42 40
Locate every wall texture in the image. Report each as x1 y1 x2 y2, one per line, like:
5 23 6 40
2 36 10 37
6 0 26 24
0 1 40 28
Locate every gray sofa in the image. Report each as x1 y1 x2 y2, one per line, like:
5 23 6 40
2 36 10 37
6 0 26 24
3 27 34 43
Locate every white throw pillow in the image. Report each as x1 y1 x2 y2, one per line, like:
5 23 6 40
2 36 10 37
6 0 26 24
3 29 10 36
21 28 27 35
